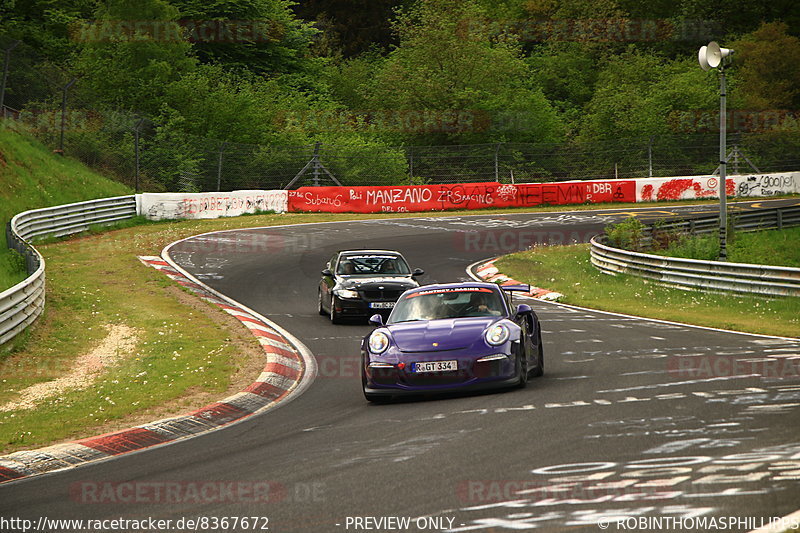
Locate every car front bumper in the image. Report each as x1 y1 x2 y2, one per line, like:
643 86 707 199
362 346 519 394
334 295 396 318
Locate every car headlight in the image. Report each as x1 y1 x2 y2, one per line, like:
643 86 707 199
335 289 360 299
369 331 390 354
485 323 510 346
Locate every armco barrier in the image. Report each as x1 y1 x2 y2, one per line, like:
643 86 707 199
590 205 800 297
1 196 137 347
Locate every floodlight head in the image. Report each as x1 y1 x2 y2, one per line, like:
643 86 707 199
699 41 733 70
698 45 710 71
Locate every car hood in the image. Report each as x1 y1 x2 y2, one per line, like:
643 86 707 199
387 317 499 352
337 277 418 290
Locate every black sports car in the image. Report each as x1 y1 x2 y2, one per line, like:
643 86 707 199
318 250 424 323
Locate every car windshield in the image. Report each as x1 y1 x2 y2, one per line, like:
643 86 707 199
337 254 411 276
388 287 504 323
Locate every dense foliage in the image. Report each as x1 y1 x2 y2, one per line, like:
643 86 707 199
1 0 798 187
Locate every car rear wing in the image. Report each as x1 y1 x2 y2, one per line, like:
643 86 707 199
500 284 531 293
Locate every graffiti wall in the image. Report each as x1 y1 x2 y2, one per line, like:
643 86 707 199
734 173 800 198
636 172 800 202
287 180 637 213
138 190 288 220
134 173 797 219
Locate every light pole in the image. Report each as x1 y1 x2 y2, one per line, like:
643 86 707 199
699 41 734 261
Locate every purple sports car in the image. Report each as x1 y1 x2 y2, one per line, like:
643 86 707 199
361 282 544 402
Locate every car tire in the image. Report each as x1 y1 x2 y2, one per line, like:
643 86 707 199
530 329 544 378
516 342 528 389
318 289 327 316
330 296 342 324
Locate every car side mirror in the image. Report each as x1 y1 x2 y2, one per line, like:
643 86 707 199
412 268 424 277
321 269 333 277
369 314 384 326
515 304 532 316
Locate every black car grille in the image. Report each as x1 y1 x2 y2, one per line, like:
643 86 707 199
362 289 405 300
405 373 470 386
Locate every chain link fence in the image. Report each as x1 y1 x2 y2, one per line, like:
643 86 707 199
2 36 799 192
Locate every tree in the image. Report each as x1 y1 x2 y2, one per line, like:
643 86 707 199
526 43 600 130
578 48 717 140
368 0 564 145
166 0 319 75
678 0 800 39
74 0 196 114
0 0 99 61
292 0 406 58
731 22 800 111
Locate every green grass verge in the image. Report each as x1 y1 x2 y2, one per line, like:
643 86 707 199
0 124 132 292
651 226 800 267
495 243 800 338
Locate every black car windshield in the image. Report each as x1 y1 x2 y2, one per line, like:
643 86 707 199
337 254 411 276
389 287 504 323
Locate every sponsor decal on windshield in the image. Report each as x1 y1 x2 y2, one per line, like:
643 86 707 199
343 255 399 260
406 287 494 298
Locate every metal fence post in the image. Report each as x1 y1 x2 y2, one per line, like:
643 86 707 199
133 117 144 193
58 77 77 155
494 143 501 182
216 141 227 191
312 141 321 187
408 146 414 182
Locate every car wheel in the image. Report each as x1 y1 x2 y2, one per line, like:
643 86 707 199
516 342 528 389
318 289 327 316
530 329 544 378
330 296 342 324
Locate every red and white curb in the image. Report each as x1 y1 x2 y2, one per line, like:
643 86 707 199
474 259 563 301
0 256 313 485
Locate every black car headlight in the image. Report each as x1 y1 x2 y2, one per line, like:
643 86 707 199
484 323 511 346
334 289 360 299
368 331 390 354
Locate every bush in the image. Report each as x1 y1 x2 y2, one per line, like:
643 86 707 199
604 217 647 251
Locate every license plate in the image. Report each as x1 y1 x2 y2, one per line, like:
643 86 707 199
413 360 458 373
369 302 395 309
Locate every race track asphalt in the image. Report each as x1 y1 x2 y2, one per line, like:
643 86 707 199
1 200 798 533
